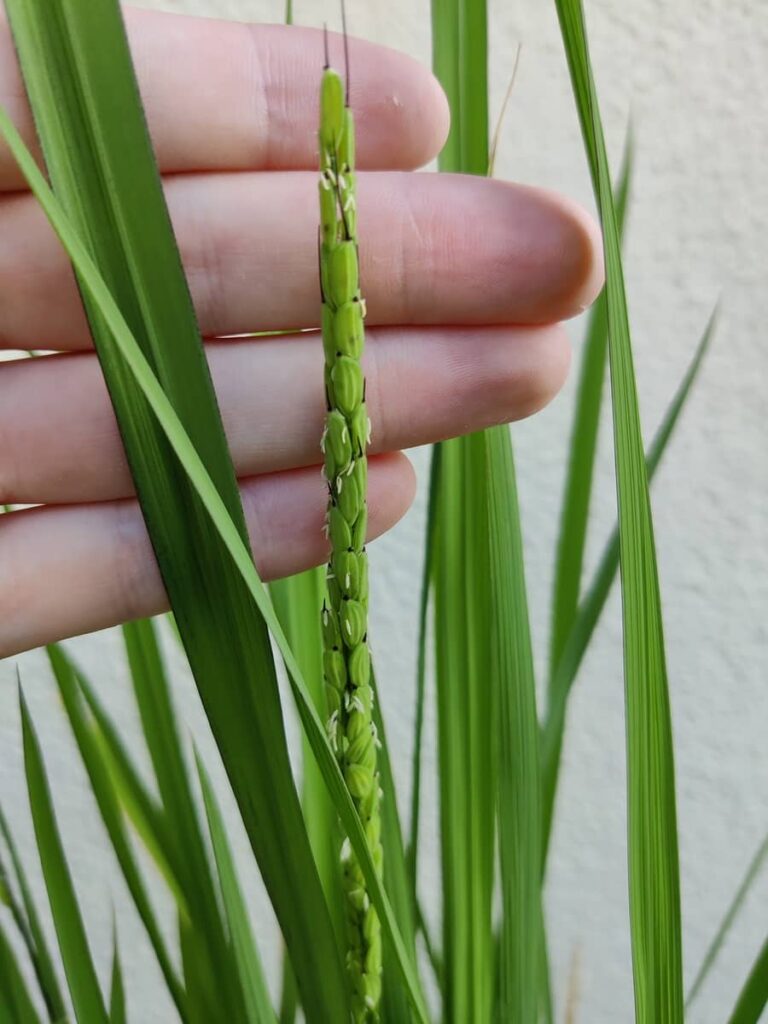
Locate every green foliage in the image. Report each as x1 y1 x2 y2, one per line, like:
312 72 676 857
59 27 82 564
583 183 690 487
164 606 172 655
197 755 275 1024
20 689 109 1023
0 919 43 1024
727 936 768 1024
429 4 542 1022
687 830 768 1010
555 1 684 1018
541 309 717 865
0 2 751 1023
0 104 425 1023
2 1 346 1017
47 642 188 1018
0 805 67 1021
109 931 126 1024
549 141 632 693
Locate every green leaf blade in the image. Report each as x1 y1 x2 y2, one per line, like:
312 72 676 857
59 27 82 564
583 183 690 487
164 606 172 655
430 4 499 1019
109 931 126 1024
197 754 275 1024
0 806 67 1022
19 689 109 1024
727 935 768 1024
121 620 248 1021
370 667 419 1023
549 142 632 680
554 2 684 1019
687 829 768 1010
46 643 188 1020
0 110 426 1024
487 426 542 1024
3 2 349 1016
0 921 43 1024
541 310 716 865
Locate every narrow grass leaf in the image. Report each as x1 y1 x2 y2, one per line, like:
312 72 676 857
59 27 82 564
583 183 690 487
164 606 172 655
370 667 419 1023
487 426 542 1024
430 2 498 1018
0 806 67 1022
108 931 126 1024
46 644 188 1020
549 141 632 679
541 310 715 863
0 921 42 1024
271 570 343 938
71 667 184 910
4 4 348 1014
687 829 768 1009
278 967 298 1024
726 936 768 1024
19 688 109 1024
554 2 684 1018
196 754 275 1024
407 442 441 907
431 3 544 1020
271 569 341 1022
432 431 496 1023
0 115 426 1024
121 619 248 1021
415 899 443 991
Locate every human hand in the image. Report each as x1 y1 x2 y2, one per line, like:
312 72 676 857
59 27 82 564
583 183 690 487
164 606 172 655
0 7 602 656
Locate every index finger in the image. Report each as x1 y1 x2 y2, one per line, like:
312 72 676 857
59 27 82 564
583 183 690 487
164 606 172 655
0 7 449 190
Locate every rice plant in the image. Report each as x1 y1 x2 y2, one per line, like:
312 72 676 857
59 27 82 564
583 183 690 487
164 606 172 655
0 1 763 1022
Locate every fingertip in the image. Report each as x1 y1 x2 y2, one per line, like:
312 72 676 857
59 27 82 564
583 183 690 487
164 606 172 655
544 192 605 321
487 183 604 324
470 324 572 425
353 44 451 169
415 69 451 166
366 451 417 540
518 323 572 417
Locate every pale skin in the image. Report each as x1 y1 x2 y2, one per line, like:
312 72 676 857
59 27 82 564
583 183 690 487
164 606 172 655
0 8 603 658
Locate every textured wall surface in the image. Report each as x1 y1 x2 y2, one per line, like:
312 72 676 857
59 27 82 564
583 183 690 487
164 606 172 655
1 1 766 1021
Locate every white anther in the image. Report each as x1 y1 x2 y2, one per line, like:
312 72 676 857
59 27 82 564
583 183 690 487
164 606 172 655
336 476 344 494
340 837 351 861
345 573 351 590
345 619 352 636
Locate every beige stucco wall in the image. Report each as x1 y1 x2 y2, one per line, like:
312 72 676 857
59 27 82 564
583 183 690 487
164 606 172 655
1 2 766 1021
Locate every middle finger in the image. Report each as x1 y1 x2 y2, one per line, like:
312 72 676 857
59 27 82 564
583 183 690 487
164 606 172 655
0 322 569 506
0 171 602 351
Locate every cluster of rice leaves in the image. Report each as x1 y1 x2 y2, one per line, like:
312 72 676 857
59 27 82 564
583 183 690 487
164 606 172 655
0 0 762 1022
426 2 542 1021
0 1 424 1021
